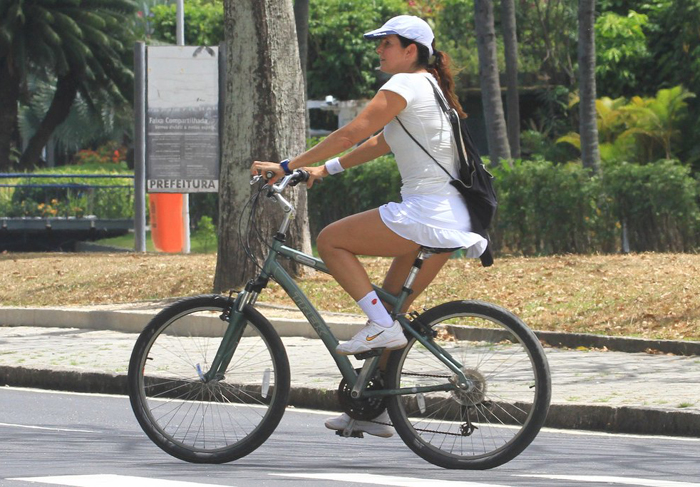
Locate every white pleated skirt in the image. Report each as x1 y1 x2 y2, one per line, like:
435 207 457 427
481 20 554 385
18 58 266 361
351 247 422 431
378 193 488 258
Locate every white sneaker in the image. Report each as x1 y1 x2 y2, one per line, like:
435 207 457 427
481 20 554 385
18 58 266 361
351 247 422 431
336 320 407 355
324 411 394 438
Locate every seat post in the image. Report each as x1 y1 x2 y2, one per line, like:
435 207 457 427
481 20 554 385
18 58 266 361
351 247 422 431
402 248 432 293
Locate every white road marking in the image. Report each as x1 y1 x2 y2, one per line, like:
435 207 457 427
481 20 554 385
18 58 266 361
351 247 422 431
8 475 230 487
518 475 700 487
0 422 95 433
271 473 510 487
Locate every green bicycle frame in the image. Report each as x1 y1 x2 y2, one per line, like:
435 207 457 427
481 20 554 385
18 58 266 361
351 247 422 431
204 237 471 395
203 176 470 393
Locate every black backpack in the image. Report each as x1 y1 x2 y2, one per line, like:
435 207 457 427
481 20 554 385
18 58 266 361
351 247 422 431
395 79 497 267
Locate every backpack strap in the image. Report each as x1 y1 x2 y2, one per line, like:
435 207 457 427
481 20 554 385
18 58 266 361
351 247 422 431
393 116 455 181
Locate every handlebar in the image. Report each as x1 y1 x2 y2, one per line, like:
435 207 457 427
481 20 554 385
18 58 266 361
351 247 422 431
250 169 310 193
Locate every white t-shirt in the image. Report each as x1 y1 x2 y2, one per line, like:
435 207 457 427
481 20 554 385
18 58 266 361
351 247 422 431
380 72 460 198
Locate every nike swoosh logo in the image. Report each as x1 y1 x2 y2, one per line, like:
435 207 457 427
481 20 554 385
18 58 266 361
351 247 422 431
366 331 385 341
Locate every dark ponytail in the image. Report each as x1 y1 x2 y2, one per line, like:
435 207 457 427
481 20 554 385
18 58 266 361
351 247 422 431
397 36 467 118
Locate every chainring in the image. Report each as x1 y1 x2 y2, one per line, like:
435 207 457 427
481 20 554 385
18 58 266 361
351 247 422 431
337 369 388 421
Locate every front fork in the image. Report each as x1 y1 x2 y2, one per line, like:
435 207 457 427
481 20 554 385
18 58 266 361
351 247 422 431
202 290 253 383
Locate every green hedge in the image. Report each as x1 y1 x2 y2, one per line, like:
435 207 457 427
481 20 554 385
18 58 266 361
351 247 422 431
307 155 401 238
601 160 700 252
307 157 700 255
2 164 134 219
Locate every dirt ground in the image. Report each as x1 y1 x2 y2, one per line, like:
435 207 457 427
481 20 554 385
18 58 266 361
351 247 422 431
1 251 698 341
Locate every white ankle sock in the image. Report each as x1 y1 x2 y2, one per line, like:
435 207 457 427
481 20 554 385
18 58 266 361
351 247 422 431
357 291 394 328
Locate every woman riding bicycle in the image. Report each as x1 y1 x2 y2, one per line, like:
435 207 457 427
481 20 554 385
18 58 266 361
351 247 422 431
251 15 488 436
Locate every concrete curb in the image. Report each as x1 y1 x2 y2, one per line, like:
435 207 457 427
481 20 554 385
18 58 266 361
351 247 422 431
0 306 364 341
1 306 698 355
2 365 698 437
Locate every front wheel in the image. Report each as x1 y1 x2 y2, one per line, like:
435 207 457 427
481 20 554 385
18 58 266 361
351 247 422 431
128 294 291 463
386 300 551 470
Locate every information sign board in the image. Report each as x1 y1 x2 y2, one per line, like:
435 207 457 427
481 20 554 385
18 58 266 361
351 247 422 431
146 46 219 193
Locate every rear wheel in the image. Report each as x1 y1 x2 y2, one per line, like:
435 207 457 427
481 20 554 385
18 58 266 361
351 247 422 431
128 295 290 463
386 300 551 469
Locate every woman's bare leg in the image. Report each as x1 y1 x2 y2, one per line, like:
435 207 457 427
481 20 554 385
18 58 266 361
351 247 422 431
316 209 420 301
382 250 452 312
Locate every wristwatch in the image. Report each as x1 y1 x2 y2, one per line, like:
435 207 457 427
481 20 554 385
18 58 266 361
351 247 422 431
279 159 293 175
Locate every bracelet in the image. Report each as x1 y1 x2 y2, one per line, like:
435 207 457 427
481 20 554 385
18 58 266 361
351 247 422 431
324 157 344 175
280 159 293 175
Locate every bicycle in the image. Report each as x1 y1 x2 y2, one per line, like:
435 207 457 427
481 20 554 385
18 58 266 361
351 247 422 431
127 169 551 470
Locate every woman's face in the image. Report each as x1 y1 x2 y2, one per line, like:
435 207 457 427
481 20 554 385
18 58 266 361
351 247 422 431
376 35 417 74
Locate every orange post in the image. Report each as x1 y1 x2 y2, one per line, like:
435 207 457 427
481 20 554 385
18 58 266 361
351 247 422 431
148 193 185 253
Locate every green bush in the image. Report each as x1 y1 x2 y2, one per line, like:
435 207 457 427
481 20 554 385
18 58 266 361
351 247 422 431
491 159 615 255
307 0 405 100
490 158 699 255
150 0 224 46
5 164 134 219
307 154 401 238
601 160 700 252
307 156 700 255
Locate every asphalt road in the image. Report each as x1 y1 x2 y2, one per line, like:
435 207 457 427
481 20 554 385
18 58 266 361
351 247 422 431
2 387 699 487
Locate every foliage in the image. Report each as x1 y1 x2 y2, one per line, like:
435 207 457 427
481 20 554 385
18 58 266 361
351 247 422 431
595 10 650 97
307 0 405 100
150 0 224 45
601 160 700 252
515 0 578 86
18 76 133 156
72 141 127 166
557 86 695 164
306 153 700 255
307 153 401 238
193 215 217 253
0 0 138 169
618 86 695 161
1 164 134 219
490 158 616 255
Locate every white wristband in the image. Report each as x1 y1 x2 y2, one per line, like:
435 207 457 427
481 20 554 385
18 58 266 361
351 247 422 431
324 157 344 175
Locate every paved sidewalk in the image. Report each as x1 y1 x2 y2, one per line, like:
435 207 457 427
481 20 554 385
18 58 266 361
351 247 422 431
1 301 699 437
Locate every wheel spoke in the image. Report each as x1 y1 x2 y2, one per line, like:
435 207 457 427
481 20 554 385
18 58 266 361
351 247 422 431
388 301 551 469
128 297 290 463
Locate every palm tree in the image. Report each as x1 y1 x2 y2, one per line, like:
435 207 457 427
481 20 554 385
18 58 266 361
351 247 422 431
578 0 600 174
0 0 137 170
620 86 695 161
474 0 511 165
501 0 521 158
557 95 630 162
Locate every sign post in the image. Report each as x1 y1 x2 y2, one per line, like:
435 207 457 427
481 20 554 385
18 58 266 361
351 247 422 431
133 1 220 253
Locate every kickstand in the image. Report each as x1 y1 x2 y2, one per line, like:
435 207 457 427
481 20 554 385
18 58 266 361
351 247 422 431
336 418 364 438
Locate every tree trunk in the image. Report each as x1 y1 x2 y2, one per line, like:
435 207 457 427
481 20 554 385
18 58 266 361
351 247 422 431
474 0 511 166
501 0 521 159
20 72 80 169
578 0 600 174
0 57 20 171
293 0 310 136
215 0 310 292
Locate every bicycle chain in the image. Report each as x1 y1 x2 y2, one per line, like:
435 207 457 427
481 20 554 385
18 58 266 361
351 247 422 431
366 372 469 437
362 373 466 436
367 418 468 437
402 372 451 379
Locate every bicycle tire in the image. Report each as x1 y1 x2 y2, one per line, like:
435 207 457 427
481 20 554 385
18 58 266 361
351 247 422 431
386 300 551 469
128 294 290 463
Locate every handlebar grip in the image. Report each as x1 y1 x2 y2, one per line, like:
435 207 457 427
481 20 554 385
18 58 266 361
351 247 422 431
264 170 276 180
289 169 310 186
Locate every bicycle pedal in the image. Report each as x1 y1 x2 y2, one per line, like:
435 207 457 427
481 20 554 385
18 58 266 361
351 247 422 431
354 349 384 360
335 429 364 439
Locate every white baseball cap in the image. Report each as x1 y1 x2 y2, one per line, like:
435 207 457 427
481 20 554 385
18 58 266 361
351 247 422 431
364 15 434 56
